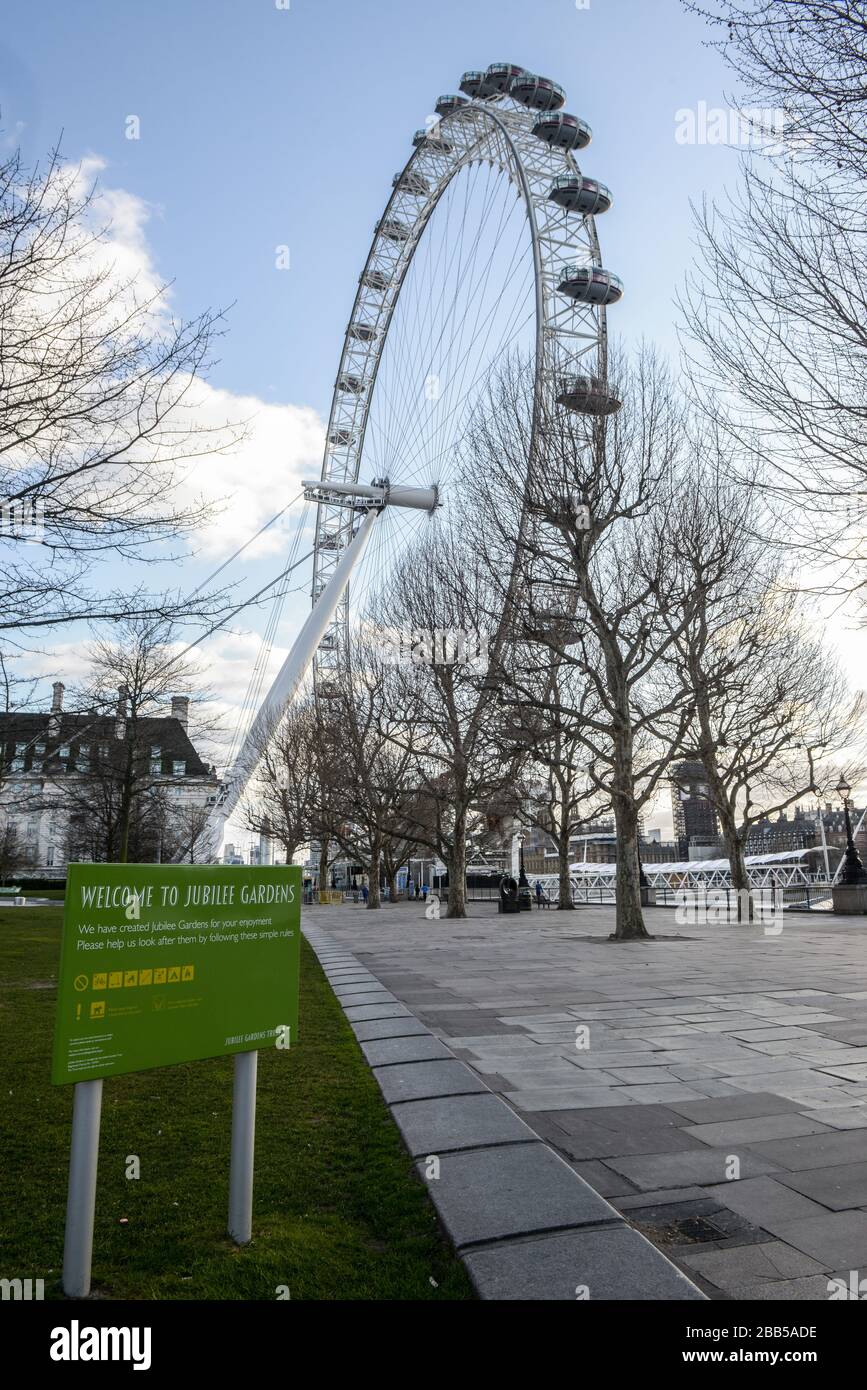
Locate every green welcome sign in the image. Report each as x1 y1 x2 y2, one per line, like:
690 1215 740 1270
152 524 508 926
52 863 301 1085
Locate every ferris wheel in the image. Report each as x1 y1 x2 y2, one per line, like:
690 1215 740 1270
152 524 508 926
207 61 622 845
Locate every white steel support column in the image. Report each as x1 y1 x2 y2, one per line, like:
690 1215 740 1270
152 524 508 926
204 504 382 854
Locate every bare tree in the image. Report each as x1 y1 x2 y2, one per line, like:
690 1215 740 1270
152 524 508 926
467 349 697 940
377 526 519 919
0 142 240 636
55 616 216 862
243 698 321 865
0 818 23 883
679 2 867 610
323 641 422 909
507 665 610 910
656 438 865 906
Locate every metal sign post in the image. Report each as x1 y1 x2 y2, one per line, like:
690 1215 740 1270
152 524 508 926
62 1078 103 1297
228 1050 258 1245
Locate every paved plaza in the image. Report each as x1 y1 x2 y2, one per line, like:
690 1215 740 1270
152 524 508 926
309 899 867 1299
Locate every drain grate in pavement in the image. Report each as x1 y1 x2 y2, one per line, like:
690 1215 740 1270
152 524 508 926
628 1199 760 1248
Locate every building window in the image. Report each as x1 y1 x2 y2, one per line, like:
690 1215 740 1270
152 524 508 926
172 760 186 777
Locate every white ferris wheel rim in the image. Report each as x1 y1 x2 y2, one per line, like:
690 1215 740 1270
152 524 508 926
310 71 615 692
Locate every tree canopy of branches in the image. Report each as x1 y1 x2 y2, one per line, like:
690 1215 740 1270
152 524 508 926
56 615 216 863
680 1 867 611
0 143 239 640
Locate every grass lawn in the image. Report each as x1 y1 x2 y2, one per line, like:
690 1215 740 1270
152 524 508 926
0 907 475 1301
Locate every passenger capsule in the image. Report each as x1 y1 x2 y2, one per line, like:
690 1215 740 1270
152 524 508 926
328 429 355 446
508 73 566 112
481 63 527 96
361 269 390 292
435 94 470 117
558 265 624 306
348 323 378 342
413 128 453 154
378 216 411 243
533 112 591 151
393 170 430 196
459 70 486 98
337 374 365 395
548 175 613 216
557 375 622 416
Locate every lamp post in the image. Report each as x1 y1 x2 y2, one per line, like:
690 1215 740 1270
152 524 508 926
836 779 867 886
517 832 532 911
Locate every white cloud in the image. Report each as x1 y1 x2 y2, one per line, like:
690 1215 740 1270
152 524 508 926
60 160 327 561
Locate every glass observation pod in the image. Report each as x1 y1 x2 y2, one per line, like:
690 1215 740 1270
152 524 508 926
481 62 527 96
557 375 623 416
361 268 390 292
412 127 453 154
348 323 379 342
548 175 613 217
557 265 624 306
378 216 411 243
337 373 365 394
459 70 486 98
533 112 592 152
393 170 430 196
435 93 470 117
508 73 566 112
328 428 355 446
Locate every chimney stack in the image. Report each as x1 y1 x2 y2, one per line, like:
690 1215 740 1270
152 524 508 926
48 681 65 739
171 696 189 731
115 685 129 741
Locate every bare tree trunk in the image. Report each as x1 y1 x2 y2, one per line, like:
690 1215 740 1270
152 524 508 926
118 754 134 865
447 808 467 918
318 842 330 898
612 792 649 941
717 806 752 921
558 834 574 910
367 839 382 909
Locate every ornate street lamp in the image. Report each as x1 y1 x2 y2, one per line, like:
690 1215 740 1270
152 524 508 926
835 779 867 886
517 832 532 911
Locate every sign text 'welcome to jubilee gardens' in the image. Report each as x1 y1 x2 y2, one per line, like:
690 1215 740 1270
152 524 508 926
52 864 301 1085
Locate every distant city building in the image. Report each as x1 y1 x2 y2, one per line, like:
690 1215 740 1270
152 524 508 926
0 682 219 878
746 807 817 855
670 760 720 853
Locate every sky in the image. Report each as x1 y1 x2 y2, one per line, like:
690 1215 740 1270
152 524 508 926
2 0 865 838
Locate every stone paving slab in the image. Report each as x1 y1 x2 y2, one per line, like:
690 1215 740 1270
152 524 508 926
342 1002 411 1022
414 1142 617 1248
373 1059 488 1104
350 1017 430 1041
303 921 703 1301
390 1093 537 1156
305 902 867 1299
777 1161 867 1210
464 1226 705 1301
360 1035 453 1067
680 1240 825 1291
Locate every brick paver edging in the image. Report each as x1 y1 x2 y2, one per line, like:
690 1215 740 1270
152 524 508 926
304 924 705 1301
